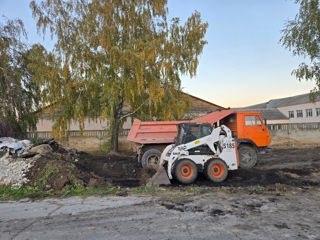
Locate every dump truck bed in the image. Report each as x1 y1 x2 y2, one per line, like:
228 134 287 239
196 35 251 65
127 109 235 144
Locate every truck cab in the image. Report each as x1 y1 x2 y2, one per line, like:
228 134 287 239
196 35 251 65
221 111 271 168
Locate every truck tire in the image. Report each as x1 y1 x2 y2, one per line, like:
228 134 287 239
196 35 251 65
238 145 257 168
141 149 162 168
173 159 198 184
204 159 228 183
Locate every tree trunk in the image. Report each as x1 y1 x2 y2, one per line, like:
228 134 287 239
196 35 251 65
110 100 123 153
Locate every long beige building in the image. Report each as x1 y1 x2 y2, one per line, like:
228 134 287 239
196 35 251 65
32 93 224 151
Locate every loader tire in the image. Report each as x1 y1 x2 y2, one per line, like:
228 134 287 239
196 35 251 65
238 145 257 169
141 149 162 168
173 159 198 184
205 159 228 183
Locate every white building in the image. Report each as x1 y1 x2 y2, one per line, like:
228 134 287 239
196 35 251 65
244 93 320 123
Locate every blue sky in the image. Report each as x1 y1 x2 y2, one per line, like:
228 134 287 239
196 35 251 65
0 0 314 107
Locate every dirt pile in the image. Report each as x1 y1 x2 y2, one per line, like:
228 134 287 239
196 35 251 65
1 139 142 192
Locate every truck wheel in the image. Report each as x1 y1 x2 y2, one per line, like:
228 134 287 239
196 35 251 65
205 159 228 183
173 159 198 184
141 149 162 168
238 145 257 168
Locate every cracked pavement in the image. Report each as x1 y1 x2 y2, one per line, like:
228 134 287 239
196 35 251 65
0 190 320 240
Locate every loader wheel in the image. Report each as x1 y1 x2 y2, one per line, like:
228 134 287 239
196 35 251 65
174 159 198 184
238 145 257 169
205 159 228 183
141 149 162 168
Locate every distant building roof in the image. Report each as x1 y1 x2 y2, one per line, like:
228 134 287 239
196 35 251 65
245 93 320 109
236 108 288 120
184 93 225 114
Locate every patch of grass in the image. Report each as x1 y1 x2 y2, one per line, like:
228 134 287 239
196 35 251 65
67 174 85 190
101 137 111 153
30 138 45 147
0 185 46 200
255 185 265 193
62 186 118 197
85 187 118 195
36 162 60 188
0 185 119 200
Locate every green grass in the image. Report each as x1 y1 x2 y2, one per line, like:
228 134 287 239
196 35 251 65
0 185 46 200
0 185 119 200
36 162 61 188
30 138 45 147
61 186 118 197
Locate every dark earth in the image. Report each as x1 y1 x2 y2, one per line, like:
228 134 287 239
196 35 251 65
2 146 320 240
25 144 320 191
77 147 320 188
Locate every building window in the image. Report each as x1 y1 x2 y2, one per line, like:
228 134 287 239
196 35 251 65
306 109 312 117
296 110 303 118
288 111 294 118
316 108 320 117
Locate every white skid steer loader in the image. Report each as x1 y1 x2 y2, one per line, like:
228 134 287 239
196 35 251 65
148 122 239 186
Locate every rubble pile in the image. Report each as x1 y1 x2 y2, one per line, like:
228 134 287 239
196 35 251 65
0 138 142 192
0 155 36 188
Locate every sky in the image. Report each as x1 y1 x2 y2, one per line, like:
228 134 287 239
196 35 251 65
0 0 315 108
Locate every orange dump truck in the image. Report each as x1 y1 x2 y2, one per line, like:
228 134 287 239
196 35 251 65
127 109 271 168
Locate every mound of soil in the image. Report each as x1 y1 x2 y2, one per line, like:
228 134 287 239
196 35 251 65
25 140 142 192
75 152 141 187
24 142 320 192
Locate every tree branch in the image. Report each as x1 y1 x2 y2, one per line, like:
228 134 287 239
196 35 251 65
119 99 148 121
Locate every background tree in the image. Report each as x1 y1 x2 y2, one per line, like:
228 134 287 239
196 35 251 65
0 17 41 137
281 0 320 98
30 0 208 152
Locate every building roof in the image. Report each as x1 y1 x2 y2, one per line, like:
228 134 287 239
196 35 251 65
184 93 224 109
245 93 320 109
236 108 288 120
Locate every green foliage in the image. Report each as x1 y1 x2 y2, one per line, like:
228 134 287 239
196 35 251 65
30 138 45 147
281 0 320 95
36 162 61 188
101 137 112 153
0 185 46 200
0 185 118 200
30 0 208 151
0 17 43 137
84 187 118 195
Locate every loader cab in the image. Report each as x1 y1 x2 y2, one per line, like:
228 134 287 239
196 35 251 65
176 122 212 145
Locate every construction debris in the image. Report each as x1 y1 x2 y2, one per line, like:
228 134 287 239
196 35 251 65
0 137 32 156
0 155 36 188
0 138 142 191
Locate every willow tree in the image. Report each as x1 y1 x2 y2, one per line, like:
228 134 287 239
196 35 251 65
281 0 320 97
0 17 41 137
30 0 208 152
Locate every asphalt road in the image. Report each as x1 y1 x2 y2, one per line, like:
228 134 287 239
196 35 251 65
1 190 320 240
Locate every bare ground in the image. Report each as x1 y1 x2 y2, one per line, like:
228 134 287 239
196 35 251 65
1 147 320 239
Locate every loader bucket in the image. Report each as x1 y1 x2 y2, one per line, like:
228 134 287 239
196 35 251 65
146 166 171 186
